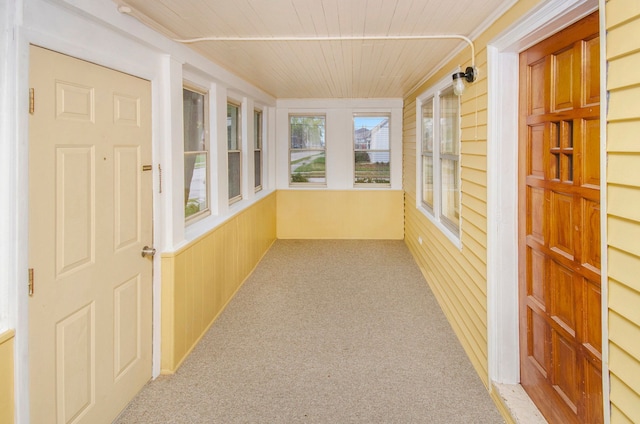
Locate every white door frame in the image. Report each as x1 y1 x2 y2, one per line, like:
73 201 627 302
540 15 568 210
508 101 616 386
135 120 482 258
486 0 608 420
14 12 167 424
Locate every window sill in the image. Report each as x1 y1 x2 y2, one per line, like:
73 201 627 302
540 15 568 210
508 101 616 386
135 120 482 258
416 205 462 250
182 189 275 247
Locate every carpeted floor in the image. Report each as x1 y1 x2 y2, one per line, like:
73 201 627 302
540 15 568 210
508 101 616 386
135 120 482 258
115 240 504 423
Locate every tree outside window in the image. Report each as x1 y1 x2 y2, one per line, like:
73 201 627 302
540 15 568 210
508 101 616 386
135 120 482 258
183 87 209 221
289 115 326 185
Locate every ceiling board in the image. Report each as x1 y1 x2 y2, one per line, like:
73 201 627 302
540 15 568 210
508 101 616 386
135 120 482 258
116 0 514 98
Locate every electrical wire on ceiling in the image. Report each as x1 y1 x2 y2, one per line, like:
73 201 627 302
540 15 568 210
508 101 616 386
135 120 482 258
116 3 476 68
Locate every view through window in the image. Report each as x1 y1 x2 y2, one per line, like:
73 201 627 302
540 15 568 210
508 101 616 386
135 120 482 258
183 87 209 221
353 115 391 185
289 115 326 185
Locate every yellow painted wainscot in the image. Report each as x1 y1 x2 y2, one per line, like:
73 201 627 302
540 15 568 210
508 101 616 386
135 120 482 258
276 190 404 240
161 193 276 373
0 330 15 424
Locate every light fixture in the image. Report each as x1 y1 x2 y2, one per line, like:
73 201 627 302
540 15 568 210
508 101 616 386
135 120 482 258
452 66 477 96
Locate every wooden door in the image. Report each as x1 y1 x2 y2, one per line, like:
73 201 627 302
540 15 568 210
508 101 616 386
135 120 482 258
28 46 153 424
518 12 602 424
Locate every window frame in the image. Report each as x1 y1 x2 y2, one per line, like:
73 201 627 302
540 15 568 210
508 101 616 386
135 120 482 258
352 113 391 187
227 99 242 204
288 114 327 187
416 76 462 246
183 83 211 224
253 108 263 192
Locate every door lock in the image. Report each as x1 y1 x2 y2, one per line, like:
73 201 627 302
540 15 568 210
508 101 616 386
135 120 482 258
141 246 156 258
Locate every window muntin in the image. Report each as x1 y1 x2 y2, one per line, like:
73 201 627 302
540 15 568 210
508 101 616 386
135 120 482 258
353 115 391 186
183 86 209 222
289 115 326 185
254 109 263 191
419 84 461 238
227 102 241 203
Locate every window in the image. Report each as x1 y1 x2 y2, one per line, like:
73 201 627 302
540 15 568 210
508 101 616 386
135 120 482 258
289 115 326 185
183 86 209 221
419 84 460 237
353 115 390 185
254 109 263 191
227 102 241 203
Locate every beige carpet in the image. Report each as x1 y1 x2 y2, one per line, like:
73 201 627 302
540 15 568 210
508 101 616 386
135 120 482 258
115 240 504 423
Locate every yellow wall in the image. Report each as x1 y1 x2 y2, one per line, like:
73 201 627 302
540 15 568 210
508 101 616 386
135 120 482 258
276 190 404 239
0 330 15 424
402 0 542 388
606 1 640 422
161 193 277 373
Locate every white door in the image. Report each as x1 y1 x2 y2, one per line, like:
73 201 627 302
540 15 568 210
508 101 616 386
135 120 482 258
28 45 153 424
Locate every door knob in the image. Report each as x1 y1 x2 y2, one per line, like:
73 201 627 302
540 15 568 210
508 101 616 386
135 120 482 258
141 246 156 258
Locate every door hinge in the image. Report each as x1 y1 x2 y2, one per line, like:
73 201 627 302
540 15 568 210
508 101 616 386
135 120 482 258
28 268 34 296
29 88 35 115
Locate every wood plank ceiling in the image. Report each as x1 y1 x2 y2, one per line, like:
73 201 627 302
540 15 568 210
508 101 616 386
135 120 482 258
114 0 514 98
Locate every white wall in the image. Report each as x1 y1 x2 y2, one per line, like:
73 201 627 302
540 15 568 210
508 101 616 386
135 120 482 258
275 98 403 190
2 0 276 421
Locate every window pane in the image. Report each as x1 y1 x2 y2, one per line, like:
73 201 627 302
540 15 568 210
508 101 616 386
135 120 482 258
440 87 459 155
184 152 208 218
422 99 434 153
355 151 390 184
254 110 262 189
422 156 433 209
254 110 262 150
441 158 459 229
227 104 239 150
228 151 241 200
290 151 326 184
184 87 208 221
290 116 325 184
183 89 205 152
290 116 325 149
254 150 262 189
354 116 389 149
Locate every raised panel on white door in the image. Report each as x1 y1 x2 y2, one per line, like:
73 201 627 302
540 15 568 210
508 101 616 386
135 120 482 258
114 275 141 380
113 93 140 127
114 146 140 251
56 146 95 277
56 81 95 123
56 302 96 424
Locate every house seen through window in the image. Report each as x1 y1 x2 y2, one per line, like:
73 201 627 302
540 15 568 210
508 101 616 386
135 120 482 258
353 115 391 185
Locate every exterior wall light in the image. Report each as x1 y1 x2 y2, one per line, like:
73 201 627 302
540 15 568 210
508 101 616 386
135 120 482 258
452 66 477 96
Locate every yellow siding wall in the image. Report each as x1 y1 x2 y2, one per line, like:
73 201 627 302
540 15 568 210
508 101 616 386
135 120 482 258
161 193 277 373
276 190 404 240
0 330 14 424
606 1 640 422
402 0 539 387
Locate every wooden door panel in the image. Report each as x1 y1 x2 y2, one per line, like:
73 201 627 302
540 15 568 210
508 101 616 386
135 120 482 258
529 59 547 115
582 118 601 187
549 191 574 259
583 36 600 106
552 47 575 112
519 11 602 424
582 278 602 354
528 247 546 307
549 260 576 334
583 199 601 271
